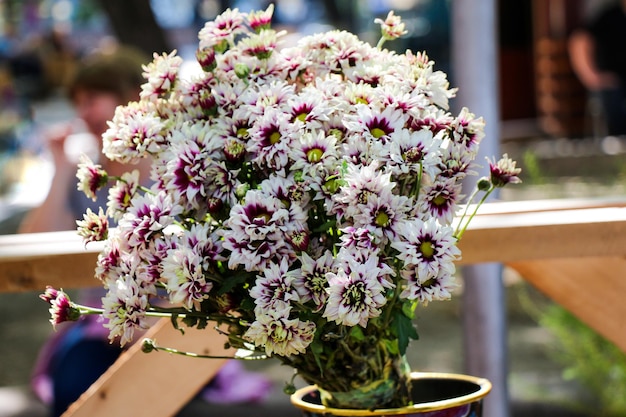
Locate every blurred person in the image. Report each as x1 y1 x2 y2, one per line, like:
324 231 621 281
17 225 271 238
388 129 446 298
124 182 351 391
569 0 626 136
18 46 151 233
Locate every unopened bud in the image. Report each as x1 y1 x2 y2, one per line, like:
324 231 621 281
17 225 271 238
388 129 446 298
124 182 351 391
477 177 491 191
141 338 157 353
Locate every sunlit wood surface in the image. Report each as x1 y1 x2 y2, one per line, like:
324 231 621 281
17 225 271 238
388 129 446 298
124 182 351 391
2 198 626 292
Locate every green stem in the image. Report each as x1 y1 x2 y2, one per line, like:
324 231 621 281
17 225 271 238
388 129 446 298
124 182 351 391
148 341 267 360
77 306 104 315
454 187 481 236
72 303 241 324
382 274 402 327
455 186 494 240
414 162 423 201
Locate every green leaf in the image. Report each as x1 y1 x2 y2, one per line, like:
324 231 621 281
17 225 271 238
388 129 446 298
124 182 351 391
311 340 325 374
312 219 336 233
196 317 209 330
391 311 418 355
401 300 417 319
181 314 196 329
383 338 399 355
172 314 186 335
349 326 365 342
218 270 250 294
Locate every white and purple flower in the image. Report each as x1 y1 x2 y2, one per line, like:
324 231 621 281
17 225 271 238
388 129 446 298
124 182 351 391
63 6 520 384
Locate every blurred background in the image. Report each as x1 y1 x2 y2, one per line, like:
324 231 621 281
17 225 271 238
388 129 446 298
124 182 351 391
1 1 626 416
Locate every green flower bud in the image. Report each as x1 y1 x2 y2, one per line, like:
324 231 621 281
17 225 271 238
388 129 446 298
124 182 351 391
235 63 250 80
477 177 492 191
141 338 157 353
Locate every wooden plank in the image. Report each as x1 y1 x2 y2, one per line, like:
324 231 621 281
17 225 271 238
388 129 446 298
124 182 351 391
0 230 101 292
0 253 99 292
3 202 626 292
64 318 232 417
508 257 626 352
456 206 626 264
0 230 103 261
467 196 626 216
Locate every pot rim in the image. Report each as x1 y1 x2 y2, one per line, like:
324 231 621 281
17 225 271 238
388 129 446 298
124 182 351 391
289 371 492 416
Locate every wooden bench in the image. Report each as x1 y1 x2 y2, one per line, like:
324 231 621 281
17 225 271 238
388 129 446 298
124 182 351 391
2 197 626 416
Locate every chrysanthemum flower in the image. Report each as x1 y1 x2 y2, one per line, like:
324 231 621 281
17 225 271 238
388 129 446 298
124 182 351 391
417 177 462 224
391 218 460 282
293 251 335 311
290 131 339 178
247 4 274 32
374 11 408 42
162 126 216 212
107 170 140 221
221 190 290 271
488 153 522 187
399 268 457 305
339 226 379 257
95 230 124 282
77 207 109 244
76 154 108 201
244 307 316 357
285 87 331 128
140 50 183 100
247 107 297 170
240 29 283 60
198 8 246 51
162 246 213 309
102 102 167 162
375 127 440 180
352 191 411 244
40 287 80 329
323 256 389 327
250 257 300 313
334 161 394 221
102 274 149 346
118 192 182 248
450 107 485 153
344 104 406 143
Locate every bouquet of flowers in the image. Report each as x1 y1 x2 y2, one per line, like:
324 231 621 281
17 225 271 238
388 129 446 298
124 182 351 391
42 5 520 410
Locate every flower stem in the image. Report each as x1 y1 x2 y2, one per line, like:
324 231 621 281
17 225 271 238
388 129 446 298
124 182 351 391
143 338 267 360
455 186 494 240
72 303 241 324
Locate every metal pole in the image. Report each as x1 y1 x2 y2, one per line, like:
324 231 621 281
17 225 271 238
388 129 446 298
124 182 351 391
451 2 510 417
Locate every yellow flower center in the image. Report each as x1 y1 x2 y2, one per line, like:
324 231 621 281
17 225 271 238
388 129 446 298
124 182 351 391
270 325 288 342
325 178 339 194
420 241 435 259
421 277 435 287
236 127 249 138
269 131 281 145
329 128 343 140
375 211 390 227
307 148 324 163
371 127 386 139
255 213 272 223
433 194 447 207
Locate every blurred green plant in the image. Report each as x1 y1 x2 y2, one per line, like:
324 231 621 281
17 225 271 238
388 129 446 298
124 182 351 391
74 0 102 24
521 149 545 185
539 304 626 417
